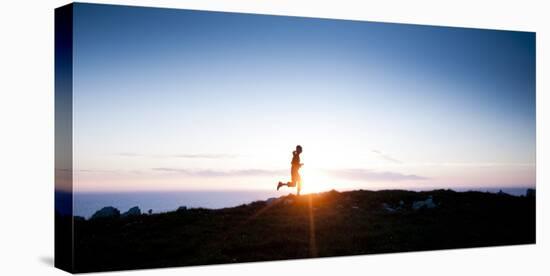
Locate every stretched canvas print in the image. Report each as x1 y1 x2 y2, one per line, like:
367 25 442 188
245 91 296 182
55 2 536 273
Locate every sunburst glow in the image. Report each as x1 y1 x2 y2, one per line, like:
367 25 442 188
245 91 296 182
300 167 337 194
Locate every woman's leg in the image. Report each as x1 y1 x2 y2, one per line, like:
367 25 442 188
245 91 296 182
277 181 295 190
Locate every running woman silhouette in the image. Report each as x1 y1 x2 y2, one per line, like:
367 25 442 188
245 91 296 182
277 145 303 195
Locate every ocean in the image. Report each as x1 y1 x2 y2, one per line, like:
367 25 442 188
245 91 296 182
68 187 534 219
73 190 281 218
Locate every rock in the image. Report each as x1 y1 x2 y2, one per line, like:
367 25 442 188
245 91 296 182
266 197 277 204
412 201 423 210
122 206 141 217
381 203 396 213
283 198 294 205
426 196 436 208
91 206 120 219
412 196 437 210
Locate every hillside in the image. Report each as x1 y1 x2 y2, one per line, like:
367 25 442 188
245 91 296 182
66 189 535 273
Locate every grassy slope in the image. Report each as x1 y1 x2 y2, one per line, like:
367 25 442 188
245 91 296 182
72 189 535 273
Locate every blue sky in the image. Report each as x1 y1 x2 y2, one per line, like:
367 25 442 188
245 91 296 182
71 3 535 193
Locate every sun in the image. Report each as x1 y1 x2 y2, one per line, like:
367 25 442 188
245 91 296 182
300 167 335 194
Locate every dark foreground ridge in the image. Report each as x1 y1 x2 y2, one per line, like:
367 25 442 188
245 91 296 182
66 189 535 273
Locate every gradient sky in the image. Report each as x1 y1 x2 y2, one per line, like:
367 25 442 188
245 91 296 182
71 3 535 193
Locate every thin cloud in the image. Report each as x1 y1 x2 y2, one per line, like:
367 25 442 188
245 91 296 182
152 168 286 177
117 153 238 159
398 162 535 168
371 150 402 164
326 169 429 181
73 169 126 174
171 154 238 159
